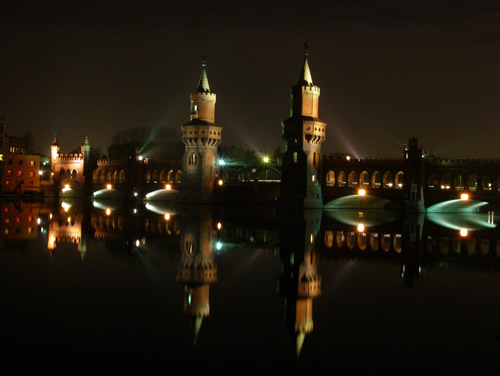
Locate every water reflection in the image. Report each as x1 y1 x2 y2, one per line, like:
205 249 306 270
1 198 500 370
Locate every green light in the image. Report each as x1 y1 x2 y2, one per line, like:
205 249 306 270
218 159 225 166
216 241 223 251
263 156 269 163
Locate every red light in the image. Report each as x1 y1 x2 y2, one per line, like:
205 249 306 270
4 208 8 213
5 180 9 185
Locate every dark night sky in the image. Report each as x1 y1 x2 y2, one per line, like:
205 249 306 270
1 1 500 158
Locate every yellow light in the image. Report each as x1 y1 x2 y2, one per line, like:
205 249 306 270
460 228 468 237
357 223 365 232
218 179 223 186
165 184 171 190
105 208 111 216
263 156 269 163
217 222 222 230
461 193 469 200
346 155 351 161
164 213 170 221
106 184 112 190
64 184 69 189
49 213 53 220
67 216 71 223
358 189 366 196
64 206 69 213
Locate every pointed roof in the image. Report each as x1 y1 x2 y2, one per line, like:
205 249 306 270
298 42 313 87
52 134 59 146
196 55 210 93
83 135 89 145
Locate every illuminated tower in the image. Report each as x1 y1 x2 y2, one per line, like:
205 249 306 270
404 136 426 212
278 210 322 361
180 57 222 202
177 207 217 344
279 44 326 209
51 135 60 164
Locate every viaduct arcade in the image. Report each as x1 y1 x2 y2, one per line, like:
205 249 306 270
45 47 500 212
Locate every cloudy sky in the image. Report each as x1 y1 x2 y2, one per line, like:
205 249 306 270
1 0 500 158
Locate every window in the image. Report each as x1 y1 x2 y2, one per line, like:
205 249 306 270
6 170 11 176
293 152 297 163
188 153 197 166
30 160 35 166
193 104 198 111
5 180 9 185
18 160 23 165
8 159 12 165
29 171 34 177
17 171 22 177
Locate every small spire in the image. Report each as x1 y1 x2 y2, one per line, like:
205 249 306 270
52 134 59 146
196 55 210 93
298 42 313 86
83 135 89 145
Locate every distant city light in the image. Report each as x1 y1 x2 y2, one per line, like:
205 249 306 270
461 193 469 200
216 241 223 251
218 159 225 166
38 170 43 176
346 155 351 161
37 218 41 225
217 222 222 230
138 155 143 161
262 156 270 163
67 216 71 223
135 239 140 247
218 179 224 186
358 189 366 196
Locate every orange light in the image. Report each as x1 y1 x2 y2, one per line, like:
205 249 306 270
165 184 171 190
164 213 170 221
461 193 469 200
105 208 111 216
460 228 468 237
218 179 224 186
358 189 366 196
106 184 112 190
217 222 222 230
357 223 365 232
64 184 70 189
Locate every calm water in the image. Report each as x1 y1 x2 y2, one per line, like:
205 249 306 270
1 198 500 373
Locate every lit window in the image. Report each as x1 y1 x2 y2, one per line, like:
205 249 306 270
27 227 32 234
17 171 22 177
4 229 9 235
16 217 20 223
6 170 11 176
293 152 297 163
5 180 9 185
30 160 35 166
29 171 34 177
193 104 198 111
28 216 33 222
5 218 9 224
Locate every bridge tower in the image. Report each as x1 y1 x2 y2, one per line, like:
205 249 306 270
279 44 326 209
404 136 426 212
180 57 222 203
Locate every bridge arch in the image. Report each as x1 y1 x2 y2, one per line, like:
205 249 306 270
383 171 394 188
359 171 369 187
371 171 381 188
428 172 439 189
348 171 358 187
467 173 479 191
337 170 346 187
145 170 151 184
482 173 492 191
152 169 159 184
119 170 126 183
326 170 335 186
395 171 404 189
159 170 166 184
369 233 379 251
454 173 464 191
175 170 182 183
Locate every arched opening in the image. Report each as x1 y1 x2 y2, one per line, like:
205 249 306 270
152 169 159 183
482 174 492 191
144 170 151 184
60 168 65 179
359 171 369 187
167 170 174 183
468 173 478 191
159 170 166 184
311 150 320 170
369 233 379 251
381 234 391 252
324 231 334 248
441 172 451 189
188 152 198 166
175 170 182 183
113 170 118 183
347 171 358 187
383 171 394 188
119 170 126 184
92 170 98 183
371 171 381 188
357 232 367 251
454 174 464 191
393 234 402 253
326 171 335 186
337 171 347 187
99 170 106 184
335 231 345 248
106 170 112 182
346 231 356 250
395 171 404 189
71 169 77 180
428 173 439 189
66 169 71 179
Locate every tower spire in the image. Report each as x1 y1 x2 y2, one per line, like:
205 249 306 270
298 42 313 87
196 55 210 93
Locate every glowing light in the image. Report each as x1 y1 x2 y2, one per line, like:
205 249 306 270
218 179 224 186
134 192 138 197
346 155 351 161
461 193 469 200
262 156 270 163
37 218 41 225
105 208 111 216
218 159 225 166
38 170 43 176
138 155 143 161
133 208 137 214
357 223 365 232
67 216 71 223
106 184 112 190
135 239 140 247
216 241 223 251
217 222 222 230
65 184 69 189
164 213 170 221
460 228 468 237
165 184 171 190
49 213 53 220
61 202 70 212
358 189 366 196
